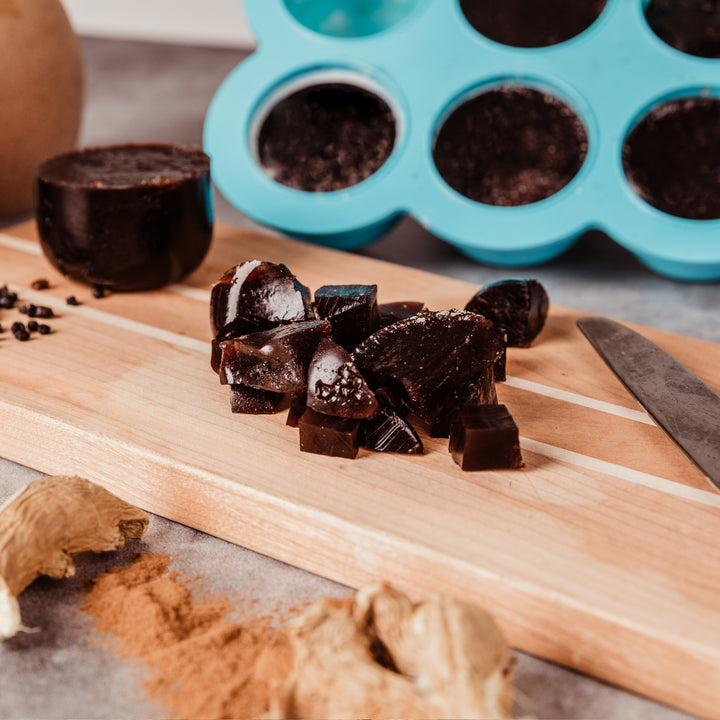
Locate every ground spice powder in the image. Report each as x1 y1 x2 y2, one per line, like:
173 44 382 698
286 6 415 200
82 553 294 719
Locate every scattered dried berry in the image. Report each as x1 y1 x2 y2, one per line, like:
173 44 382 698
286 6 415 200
27 320 38 332
18 303 54 319
38 324 52 335
66 296 80 306
0 285 18 309
31 278 50 290
11 321 29 341
92 284 107 299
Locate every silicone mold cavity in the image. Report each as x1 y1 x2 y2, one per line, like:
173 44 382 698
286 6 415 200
204 0 720 280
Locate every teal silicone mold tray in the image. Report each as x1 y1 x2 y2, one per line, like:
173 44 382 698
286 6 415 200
204 0 720 280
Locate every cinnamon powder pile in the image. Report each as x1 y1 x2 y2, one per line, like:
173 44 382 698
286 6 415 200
82 553 294 719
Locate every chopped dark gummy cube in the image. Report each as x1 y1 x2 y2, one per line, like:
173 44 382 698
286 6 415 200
449 404 523 471
314 284 379 350
377 301 425 328
465 279 548 347
429 365 498 438
353 309 504 422
363 404 423 454
229 384 283 414
298 407 361 459
219 319 331 393
286 392 307 427
307 338 378 419
210 260 313 337
211 316 275 374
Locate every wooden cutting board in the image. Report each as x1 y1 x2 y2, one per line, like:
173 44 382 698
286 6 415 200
1 221 719 718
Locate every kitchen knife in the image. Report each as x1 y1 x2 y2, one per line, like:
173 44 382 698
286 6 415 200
577 316 720 492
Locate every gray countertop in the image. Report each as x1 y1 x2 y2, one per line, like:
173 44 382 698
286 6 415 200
1 37 717 720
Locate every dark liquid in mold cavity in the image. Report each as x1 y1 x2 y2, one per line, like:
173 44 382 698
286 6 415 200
257 83 396 192
459 0 607 48
623 97 720 221
433 86 588 207
645 0 720 59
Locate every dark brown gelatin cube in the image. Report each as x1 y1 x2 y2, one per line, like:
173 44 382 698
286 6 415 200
363 405 423 455
377 301 425 328
298 408 361 459
314 284 379 350
307 338 378 418
286 393 307 427
465 279 549 347
211 317 274 373
449 404 523 471
35 144 212 292
229 384 283 414
211 260 313 337
219 320 331 393
353 309 504 422
429 365 498 438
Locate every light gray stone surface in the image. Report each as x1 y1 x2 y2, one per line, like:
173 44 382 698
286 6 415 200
1 37 716 719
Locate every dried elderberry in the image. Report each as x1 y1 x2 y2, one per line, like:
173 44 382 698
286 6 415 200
11 321 30 341
0 285 18 309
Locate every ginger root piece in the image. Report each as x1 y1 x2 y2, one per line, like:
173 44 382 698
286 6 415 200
0 475 149 639
272 583 515 719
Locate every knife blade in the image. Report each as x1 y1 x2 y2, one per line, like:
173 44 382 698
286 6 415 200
577 316 720 492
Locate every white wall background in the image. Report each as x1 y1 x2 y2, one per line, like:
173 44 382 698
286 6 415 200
60 0 255 48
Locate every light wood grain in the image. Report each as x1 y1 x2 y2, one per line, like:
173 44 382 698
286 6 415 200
1 222 719 718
